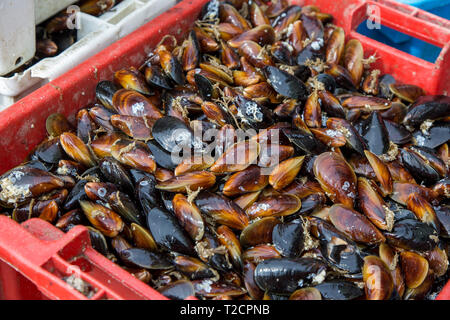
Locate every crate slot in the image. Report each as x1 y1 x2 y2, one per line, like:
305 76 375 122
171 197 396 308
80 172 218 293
357 20 443 63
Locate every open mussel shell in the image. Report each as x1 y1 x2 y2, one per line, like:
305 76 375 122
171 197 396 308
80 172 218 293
146 206 195 256
314 280 364 300
119 248 173 270
310 217 364 274
254 257 327 294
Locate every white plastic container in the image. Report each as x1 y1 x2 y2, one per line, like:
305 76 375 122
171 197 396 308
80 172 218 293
0 0 176 110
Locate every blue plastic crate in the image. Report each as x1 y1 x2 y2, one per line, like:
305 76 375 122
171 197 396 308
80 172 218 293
357 0 450 62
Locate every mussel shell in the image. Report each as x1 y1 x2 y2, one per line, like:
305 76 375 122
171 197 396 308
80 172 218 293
384 218 439 252
152 116 194 153
119 248 172 270
146 139 179 170
404 95 450 127
361 111 390 156
312 217 364 274
95 80 120 111
145 64 173 90
413 122 450 149
254 258 327 294
400 148 439 185
32 138 65 164
384 120 412 145
234 95 273 129
158 280 195 300
272 219 305 258
314 280 364 300
98 157 134 193
264 66 309 101
282 128 327 155
136 175 162 211
146 207 195 256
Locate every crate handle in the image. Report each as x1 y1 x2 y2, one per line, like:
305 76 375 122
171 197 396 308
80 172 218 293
0 217 170 300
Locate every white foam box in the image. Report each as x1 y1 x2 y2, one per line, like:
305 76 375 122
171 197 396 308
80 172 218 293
0 0 176 110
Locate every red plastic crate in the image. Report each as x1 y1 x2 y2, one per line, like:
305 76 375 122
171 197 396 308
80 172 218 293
0 0 448 300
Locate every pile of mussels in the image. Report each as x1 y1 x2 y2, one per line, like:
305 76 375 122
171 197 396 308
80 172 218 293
1 0 449 300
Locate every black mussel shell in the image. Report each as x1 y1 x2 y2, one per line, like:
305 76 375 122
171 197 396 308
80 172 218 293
296 43 324 66
194 73 215 101
158 280 195 300
313 218 364 274
272 219 305 258
314 280 364 300
378 74 395 99
161 191 175 213
96 80 120 111
400 148 439 185
264 66 309 101
361 111 389 155
300 13 324 40
293 65 312 83
87 227 109 257
404 95 450 127
254 257 327 294
137 175 162 211
271 42 295 65
119 248 173 270
99 157 134 193
146 139 179 170
32 138 65 164
146 207 195 256
413 122 450 149
234 95 274 129
145 64 173 90
316 74 336 93
129 169 154 184
282 127 327 155
152 116 194 153
384 218 439 252
384 120 412 145
434 205 450 238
